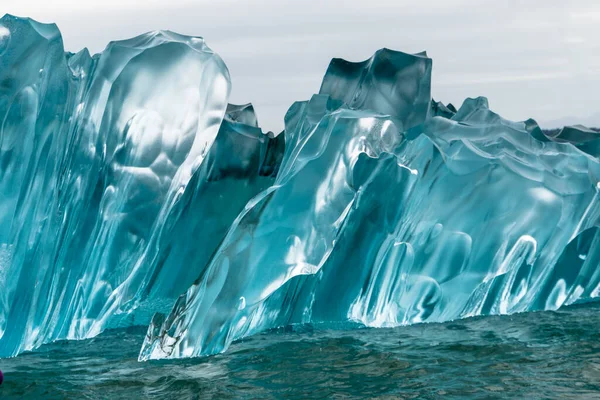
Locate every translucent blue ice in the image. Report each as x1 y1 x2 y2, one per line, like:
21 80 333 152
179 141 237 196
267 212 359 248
0 15 234 357
140 56 600 360
1 15 599 360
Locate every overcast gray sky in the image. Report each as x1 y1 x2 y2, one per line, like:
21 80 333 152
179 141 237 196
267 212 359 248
3 0 600 132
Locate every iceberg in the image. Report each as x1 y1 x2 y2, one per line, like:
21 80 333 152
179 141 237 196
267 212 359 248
0 15 599 360
0 14 234 357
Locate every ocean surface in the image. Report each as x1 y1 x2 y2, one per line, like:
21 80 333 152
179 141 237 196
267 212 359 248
1 302 600 399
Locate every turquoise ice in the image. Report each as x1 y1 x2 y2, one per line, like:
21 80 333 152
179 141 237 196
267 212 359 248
0 15 599 360
0 15 234 357
140 52 600 359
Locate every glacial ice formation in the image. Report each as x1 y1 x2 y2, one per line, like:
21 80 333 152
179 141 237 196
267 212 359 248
0 14 234 357
1 15 600 360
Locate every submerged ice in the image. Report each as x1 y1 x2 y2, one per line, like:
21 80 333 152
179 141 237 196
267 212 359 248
0 15 599 360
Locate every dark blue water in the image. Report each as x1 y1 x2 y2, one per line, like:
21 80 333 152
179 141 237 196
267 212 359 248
1 303 600 399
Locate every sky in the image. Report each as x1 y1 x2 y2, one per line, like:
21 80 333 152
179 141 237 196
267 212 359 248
3 0 600 132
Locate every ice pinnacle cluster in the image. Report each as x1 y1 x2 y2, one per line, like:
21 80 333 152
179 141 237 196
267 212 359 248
0 15 599 360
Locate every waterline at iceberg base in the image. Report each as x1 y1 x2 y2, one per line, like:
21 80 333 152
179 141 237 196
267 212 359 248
0 14 599 361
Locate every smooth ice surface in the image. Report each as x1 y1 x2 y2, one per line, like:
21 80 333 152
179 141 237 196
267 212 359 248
141 53 600 360
319 49 431 130
1 15 600 361
0 14 234 357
